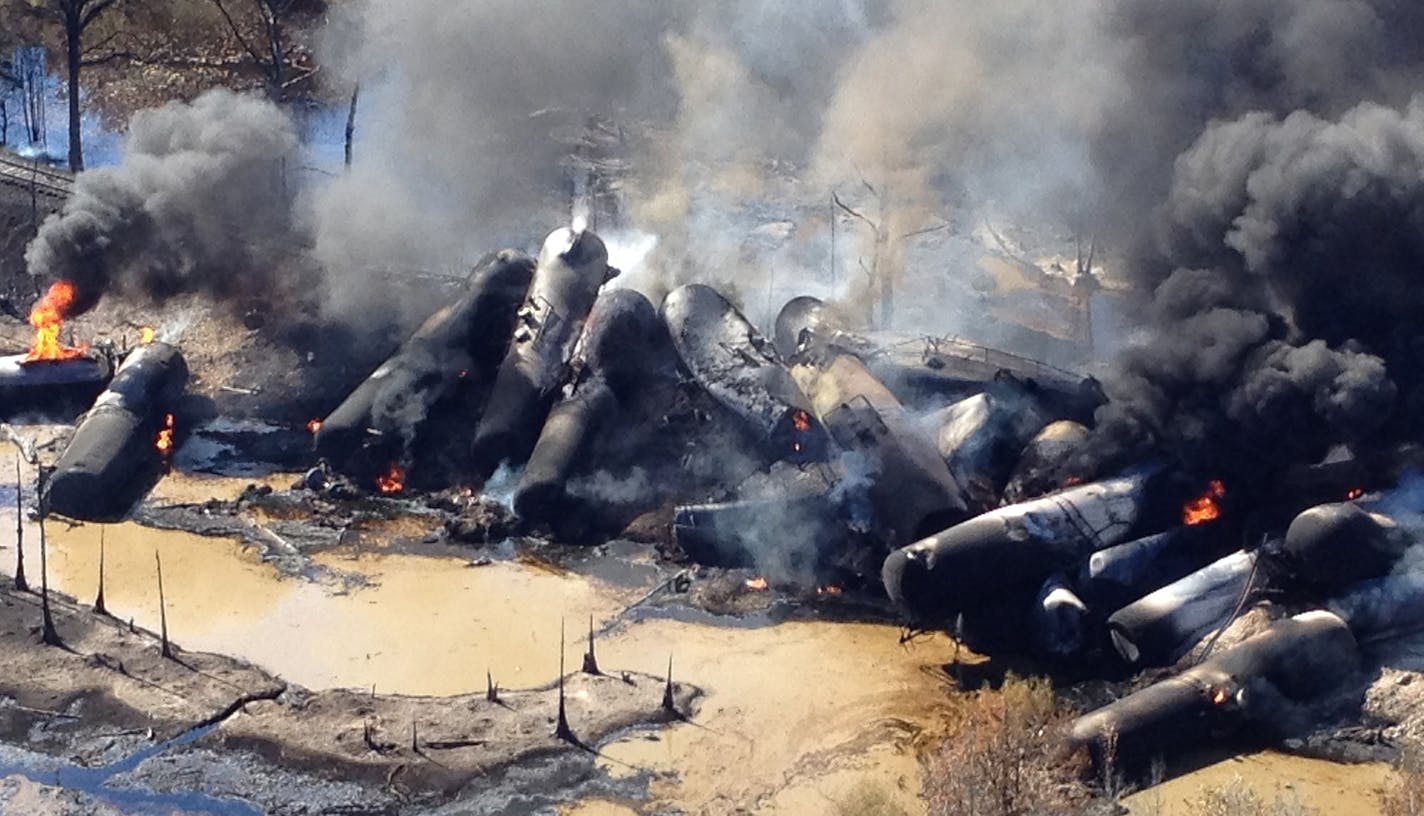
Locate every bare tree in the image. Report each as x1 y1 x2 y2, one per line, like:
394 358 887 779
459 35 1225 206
4 1 125 170
834 182 949 331
207 0 317 102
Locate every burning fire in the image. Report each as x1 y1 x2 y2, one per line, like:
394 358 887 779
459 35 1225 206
1346 487 1365 500
376 464 406 494
792 410 811 432
139 326 155 345
745 576 769 591
25 281 88 363
817 584 843 596
306 418 322 434
1211 686 1229 706
155 413 176 455
1182 479 1227 526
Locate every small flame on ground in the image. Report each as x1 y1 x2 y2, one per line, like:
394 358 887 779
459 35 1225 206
1063 475 1084 487
745 576 769 591
376 464 406 494
1346 487 1365 500
139 327 156 345
817 584 843 596
306 418 322 434
25 281 88 363
155 413 176 455
1183 479 1227 526
1211 687 1229 706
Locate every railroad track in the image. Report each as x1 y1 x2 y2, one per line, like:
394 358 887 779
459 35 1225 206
0 152 73 199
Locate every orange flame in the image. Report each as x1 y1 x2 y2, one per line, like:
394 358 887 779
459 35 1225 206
1183 479 1226 526
745 576 769 591
1346 487 1365 500
817 584 843 596
792 410 812 433
155 413 176 455
24 281 88 362
1211 687 1229 706
376 464 406 494
1063 475 1084 487
139 327 155 345
306 418 322 434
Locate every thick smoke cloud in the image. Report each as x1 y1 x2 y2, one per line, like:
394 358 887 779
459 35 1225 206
27 89 304 314
1079 268 1397 485
1161 99 1424 362
24 0 1424 493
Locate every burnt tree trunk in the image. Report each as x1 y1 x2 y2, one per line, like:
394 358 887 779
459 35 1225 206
344 84 359 167
64 5 83 172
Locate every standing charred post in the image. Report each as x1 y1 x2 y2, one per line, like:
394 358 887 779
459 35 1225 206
45 343 188 522
155 549 171 659
513 288 675 529
473 229 616 479
662 654 677 715
37 482 59 647
555 620 576 743
93 526 106 615
662 284 829 463
316 250 535 482
582 614 600 675
13 459 27 592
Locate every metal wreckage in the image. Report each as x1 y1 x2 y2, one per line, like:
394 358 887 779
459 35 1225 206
13 224 1424 777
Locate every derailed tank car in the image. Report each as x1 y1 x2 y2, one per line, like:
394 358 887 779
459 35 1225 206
45 342 188 521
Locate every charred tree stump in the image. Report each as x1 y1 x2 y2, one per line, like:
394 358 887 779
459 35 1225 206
155 549 172 659
662 655 677 715
38 506 59 647
93 526 106 614
13 459 26 592
581 615 600 675
555 620 576 743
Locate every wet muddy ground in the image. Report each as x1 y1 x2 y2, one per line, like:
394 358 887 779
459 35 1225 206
0 429 965 814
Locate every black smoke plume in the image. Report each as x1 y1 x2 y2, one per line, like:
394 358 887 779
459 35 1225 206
25 89 305 315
